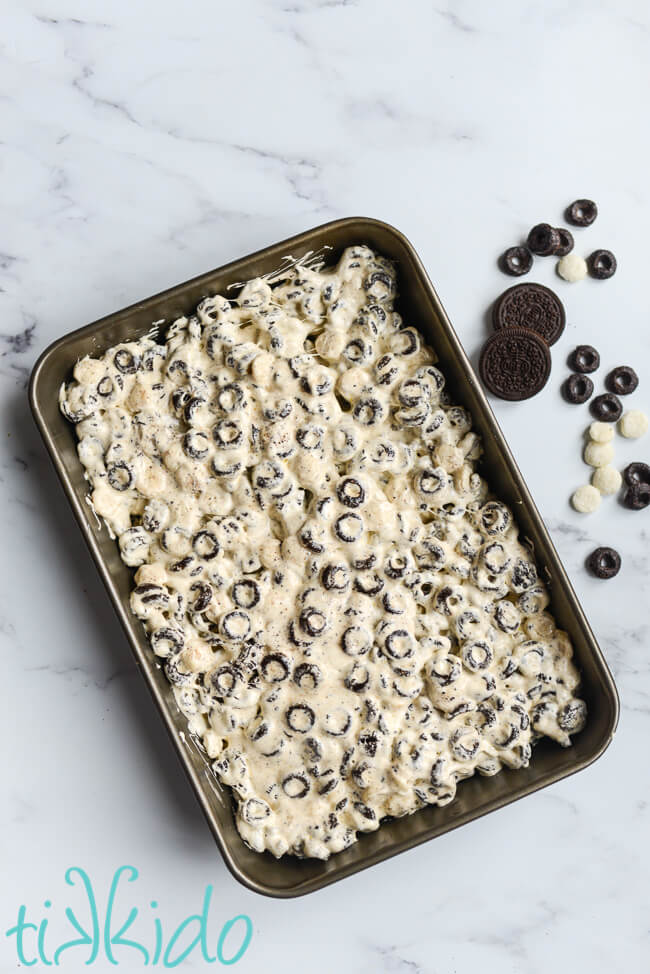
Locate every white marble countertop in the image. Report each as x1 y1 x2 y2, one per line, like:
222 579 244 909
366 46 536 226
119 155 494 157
2 1 649 970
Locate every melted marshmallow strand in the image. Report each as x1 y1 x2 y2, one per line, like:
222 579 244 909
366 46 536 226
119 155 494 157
60 246 586 860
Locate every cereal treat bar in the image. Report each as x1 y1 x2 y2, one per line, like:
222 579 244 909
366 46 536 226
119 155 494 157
60 245 586 859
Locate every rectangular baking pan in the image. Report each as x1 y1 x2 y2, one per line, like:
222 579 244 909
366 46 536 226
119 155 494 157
29 217 619 898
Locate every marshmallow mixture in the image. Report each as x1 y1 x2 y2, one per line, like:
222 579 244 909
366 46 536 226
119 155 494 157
60 245 586 859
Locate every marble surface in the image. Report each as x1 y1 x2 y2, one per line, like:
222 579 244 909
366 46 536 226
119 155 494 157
2 0 649 970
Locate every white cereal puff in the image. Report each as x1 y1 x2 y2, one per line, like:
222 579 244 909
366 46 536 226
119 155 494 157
571 484 601 513
591 465 622 495
589 421 614 444
619 409 649 439
584 441 614 468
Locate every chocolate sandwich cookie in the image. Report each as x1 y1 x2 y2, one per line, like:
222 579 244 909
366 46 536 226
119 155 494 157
492 283 566 346
479 327 552 401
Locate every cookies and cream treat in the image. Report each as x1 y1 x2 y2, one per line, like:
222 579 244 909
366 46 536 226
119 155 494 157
60 245 585 860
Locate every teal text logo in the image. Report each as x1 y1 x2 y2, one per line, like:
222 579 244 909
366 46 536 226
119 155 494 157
5 866 252 967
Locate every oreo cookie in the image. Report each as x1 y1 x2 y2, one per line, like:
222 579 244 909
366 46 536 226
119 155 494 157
479 327 552 401
492 283 566 346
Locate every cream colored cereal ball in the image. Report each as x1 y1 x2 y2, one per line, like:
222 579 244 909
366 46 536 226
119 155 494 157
589 421 615 444
584 441 614 468
619 409 649 439
571 485 601 513
591 465 622 495
557 253 588 283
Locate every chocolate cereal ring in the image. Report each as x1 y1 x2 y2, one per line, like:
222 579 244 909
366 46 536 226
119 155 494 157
479 326 552 401
554 228 574 257
586 546 621 579
606 366 639 396
527 224 560 257
590 393 623 422
492 283 566 346
623 462 650 487
588 249 617 280
569 345 600 374
565 199 598 227
499 246 533 277
623 484 650 510
562 373 594 404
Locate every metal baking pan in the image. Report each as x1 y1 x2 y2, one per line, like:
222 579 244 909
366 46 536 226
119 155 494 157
29 217 619 898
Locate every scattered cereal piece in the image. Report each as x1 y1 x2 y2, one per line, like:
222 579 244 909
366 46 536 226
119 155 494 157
623 462 650 487
619 409 649 439
591 393 622 422
591 465 622 495
588 249 617 280
563 373 593 404
566 199 598 227
606 366 638 396
557 253 588 283
587 546 621 579
570 345 600 374
584 441 614 468
571 484 601 513
589 421 614 443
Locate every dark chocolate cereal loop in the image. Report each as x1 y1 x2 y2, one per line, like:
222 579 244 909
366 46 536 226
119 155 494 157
492 282 566 346
479 326 552 401
590 393 623 422
606 366 638 396
565 199 598 227
588 249 617 280
562 373 594 405
623 462 650 487
586 547 621 579
554 228 574 257
569 345 600 374
623 484 650 510
499 246 533 277
527 223 560 257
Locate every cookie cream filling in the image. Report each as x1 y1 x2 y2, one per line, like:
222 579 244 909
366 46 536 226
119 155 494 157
60 245 586 860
